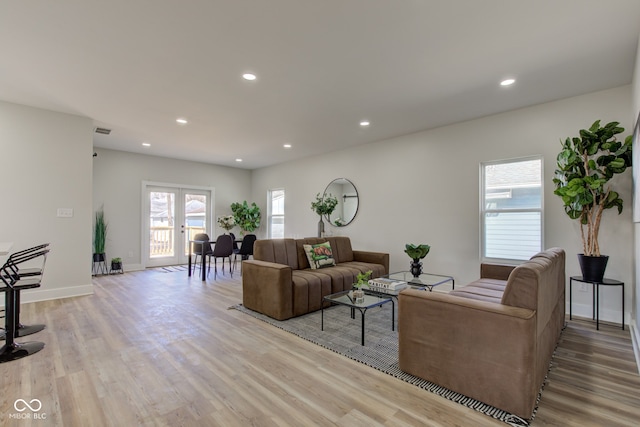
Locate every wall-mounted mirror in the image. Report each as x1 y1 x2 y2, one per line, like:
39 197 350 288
324 178 359 227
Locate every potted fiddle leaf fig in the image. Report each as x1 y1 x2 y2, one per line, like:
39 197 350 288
404 243 431 278
553 119 632 282
231 201 261 236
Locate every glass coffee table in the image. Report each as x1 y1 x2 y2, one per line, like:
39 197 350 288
322 290 394 346
364 271 454 300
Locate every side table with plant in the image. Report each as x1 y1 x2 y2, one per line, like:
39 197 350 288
553 119 632 281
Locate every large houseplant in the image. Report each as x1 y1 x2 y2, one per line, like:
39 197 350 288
93 208 108 262
553 119 632 281
230 201 261 235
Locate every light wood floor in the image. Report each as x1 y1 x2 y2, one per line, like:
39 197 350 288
2 268 639 426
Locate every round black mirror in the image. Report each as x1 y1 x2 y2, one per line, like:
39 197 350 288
323 178 358 227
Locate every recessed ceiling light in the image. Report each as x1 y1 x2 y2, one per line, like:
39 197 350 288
235 158 243 162
500 78 515 86
242 73 257 81
142 142 151 147
176 118 188 124
283 144 292 149
360 121 370 127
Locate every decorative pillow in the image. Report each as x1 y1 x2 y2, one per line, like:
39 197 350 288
303 242 336 269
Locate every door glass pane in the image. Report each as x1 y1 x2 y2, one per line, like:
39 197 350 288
184 193 207 255
149 191 175 258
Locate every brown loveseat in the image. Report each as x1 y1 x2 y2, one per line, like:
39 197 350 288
398 248 565 419
242 237 389 320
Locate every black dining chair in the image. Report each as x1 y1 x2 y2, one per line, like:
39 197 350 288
191 233 213 276
209 234 234 279
229 232 239 252
233 234 256 274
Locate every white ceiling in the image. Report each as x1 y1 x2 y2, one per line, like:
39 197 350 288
1 1 639 170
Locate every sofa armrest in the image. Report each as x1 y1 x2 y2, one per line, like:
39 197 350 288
398 289 537 418
242 260 293 320
480 263 515 280
353 250 389 274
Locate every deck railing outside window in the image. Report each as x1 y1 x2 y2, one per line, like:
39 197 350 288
150 226 205 257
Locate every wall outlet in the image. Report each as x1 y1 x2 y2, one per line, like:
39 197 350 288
578 283 588 292
128 251 134 258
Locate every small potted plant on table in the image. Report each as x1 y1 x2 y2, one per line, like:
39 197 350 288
352 270 372 303
404 243 431 278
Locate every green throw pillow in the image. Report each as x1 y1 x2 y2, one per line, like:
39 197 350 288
303 242 336 269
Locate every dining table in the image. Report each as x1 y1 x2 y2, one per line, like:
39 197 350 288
187 236 244 281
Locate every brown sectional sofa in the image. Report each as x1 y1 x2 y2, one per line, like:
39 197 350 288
398 248 565 419
242 236 389 320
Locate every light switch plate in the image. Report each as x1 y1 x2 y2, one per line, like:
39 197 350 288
57 208 73 218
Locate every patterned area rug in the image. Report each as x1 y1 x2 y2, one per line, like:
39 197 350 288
232 303 538 427
153 265 190 273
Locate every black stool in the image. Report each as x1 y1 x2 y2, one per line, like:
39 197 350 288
0 244 49 339
0 248 48 363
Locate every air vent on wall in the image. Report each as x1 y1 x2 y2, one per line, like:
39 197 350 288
94 127 111 135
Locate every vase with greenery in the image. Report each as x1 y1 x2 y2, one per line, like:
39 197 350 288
404 243 431 278
93 208 108 263
311 193 338 237
217 215 235 233
230 201 261 235
553 119 632 281
352 270 372 303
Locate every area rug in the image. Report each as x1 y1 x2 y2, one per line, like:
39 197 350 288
232 303 541 427
153 264 190 273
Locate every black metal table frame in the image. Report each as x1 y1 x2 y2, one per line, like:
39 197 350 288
569 276 624 330
322 291 394 346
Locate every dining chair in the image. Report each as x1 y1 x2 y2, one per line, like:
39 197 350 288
191 233 213 276
233 234 256 274
209 234 234 279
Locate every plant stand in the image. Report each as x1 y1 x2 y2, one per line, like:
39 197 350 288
92 253 108 275
110 262 124 274
92 260 108 275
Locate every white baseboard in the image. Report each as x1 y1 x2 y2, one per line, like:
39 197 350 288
0 283 94 308
123 263 144 272
566 301 628 326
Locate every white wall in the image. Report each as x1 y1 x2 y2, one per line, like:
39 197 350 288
631 34 640 367
92 148 252 269
0 101 94 304
252 85 634 325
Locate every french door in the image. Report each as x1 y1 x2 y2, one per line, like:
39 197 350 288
144 183 213 267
